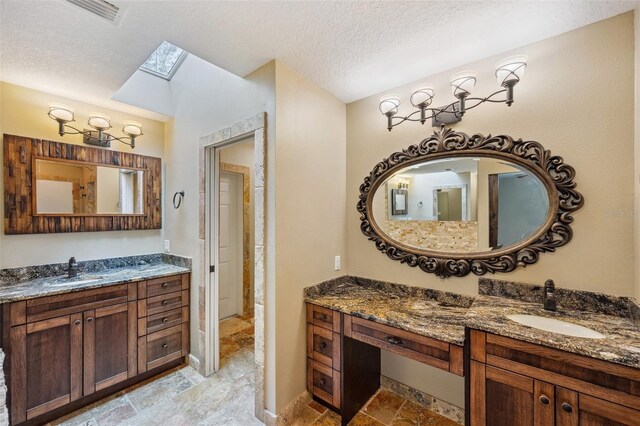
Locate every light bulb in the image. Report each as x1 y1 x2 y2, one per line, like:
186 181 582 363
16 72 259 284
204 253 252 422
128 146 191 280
379 95 400 116
495 55 527 87
410 87 434 108
88 113 112 131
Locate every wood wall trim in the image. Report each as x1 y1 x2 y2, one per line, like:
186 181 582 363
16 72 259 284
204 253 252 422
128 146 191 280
3 134 162 234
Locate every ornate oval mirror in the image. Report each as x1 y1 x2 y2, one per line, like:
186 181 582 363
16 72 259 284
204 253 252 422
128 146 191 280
357 127 584 277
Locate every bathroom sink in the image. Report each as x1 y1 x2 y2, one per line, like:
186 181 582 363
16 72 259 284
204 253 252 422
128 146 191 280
47 275 104 287
506 314 606 339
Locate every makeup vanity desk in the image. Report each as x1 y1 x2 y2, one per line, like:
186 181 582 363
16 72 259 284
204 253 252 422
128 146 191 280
304 277 473 425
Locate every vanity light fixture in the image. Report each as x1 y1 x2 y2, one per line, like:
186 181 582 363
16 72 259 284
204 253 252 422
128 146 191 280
380 55 527 131
48 104 143 149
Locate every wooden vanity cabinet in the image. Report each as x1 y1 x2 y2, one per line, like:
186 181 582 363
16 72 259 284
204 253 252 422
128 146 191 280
468 329 640 426
2 273 190 425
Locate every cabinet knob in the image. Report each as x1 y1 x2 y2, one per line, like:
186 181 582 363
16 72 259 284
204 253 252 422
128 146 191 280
74 320 81 326
86 317 94 323
320 314 327 321
162 343 168 349
162 282 169 288
561 402 573 413
539 395 550 405
162 300 169 306
319 378 326 386
319 342 327 350
163 317 169 323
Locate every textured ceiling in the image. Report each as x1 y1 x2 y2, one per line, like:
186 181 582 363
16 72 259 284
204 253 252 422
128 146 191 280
0 0 635 116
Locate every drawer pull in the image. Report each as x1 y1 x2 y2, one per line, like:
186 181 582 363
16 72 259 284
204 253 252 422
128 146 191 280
162 282 169 288
319 378 326 386
319 342 327 350
386 336 404 346
319 314 328 321
74 320 81 326
86 317 94 323
163 317 169 323
162 300 169 306
561 403 573 413
162 343 168 349
539 395 550 405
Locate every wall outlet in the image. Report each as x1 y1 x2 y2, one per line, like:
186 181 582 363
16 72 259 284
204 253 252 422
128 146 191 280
334 255 341 271
164 240 170 253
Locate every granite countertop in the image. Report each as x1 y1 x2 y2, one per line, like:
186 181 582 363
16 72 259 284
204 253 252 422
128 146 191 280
304 276 474 346
466 279 640 370
304 276 640 370
0 254 191 303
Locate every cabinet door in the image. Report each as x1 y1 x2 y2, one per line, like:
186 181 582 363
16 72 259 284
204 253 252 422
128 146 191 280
472 362 556 426
83 302 137 395
577 394 640 426
10 313 83 424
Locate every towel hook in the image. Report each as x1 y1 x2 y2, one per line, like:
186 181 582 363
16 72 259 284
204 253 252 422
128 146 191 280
172 191 185 209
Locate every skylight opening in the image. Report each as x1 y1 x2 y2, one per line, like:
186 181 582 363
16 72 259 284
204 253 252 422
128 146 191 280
139 41 187 80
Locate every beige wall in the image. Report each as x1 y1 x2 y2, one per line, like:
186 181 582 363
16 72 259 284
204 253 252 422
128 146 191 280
634 7 640 301
346 12 634 404
0 82 165 268
274 62 347 412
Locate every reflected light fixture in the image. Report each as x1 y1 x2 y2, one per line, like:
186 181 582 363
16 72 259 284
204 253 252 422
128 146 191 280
48 104 143 149
380 55 527 131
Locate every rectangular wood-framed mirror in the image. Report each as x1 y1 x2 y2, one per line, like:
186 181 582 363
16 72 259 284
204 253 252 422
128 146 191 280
4 134 162 234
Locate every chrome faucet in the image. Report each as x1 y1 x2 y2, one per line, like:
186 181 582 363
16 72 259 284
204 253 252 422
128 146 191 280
66 257 79 278
543 279 556 311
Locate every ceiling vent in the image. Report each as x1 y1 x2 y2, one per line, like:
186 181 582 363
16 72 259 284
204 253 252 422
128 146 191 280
64 0 122 24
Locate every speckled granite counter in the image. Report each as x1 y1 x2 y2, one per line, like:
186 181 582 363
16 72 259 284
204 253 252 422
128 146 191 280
467 279 640 370
305 276 640 370
0 254 191 302
304 276 474 346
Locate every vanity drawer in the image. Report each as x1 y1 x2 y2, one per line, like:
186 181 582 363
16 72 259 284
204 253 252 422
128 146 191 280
139 290 189 317
138 306 188 336
306 303 340 332
345 315 451 372
139 323 189 372
307 359 341 408
307 324 340 370
139 274 188 298
21 284 132 324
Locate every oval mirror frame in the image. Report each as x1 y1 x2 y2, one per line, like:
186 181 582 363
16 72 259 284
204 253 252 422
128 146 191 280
357 127 584 278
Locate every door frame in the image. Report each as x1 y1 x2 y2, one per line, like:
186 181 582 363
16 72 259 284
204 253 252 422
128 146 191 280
197 113 267 421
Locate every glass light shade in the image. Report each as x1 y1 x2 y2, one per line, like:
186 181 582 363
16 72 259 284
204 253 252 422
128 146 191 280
48 104 75 123
379 95 400 116
122 121 143 137
449 71 477 98
495 55 527 86
410 87 434 107
88 113 112 131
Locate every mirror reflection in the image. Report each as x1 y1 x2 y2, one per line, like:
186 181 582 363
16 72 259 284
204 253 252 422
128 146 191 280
373 157 549 254
35 159 144 215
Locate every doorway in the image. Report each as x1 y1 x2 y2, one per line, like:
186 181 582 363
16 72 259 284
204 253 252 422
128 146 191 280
211 139 256 364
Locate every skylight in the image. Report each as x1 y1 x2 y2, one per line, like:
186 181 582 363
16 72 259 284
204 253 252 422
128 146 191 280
139 41 187 80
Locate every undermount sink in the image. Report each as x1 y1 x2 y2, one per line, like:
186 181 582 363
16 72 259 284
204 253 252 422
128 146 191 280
47 275 104 287
506 314 606 339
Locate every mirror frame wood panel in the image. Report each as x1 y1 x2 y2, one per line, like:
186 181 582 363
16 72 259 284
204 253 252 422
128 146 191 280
357 126 584 278
4 134 161 234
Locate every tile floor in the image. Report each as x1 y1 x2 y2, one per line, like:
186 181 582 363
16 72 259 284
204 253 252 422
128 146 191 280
292 389 460 426
50 314 457 426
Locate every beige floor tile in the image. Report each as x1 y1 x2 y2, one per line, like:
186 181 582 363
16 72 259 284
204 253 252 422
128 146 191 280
363 389 406 424
391 400 460 426
312 410 341 426
288 405 323 426
220 315 254 338
308 400 328 415
348 412 386 426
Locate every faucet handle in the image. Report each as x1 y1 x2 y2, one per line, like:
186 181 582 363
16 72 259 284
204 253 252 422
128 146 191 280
69 257 78 266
